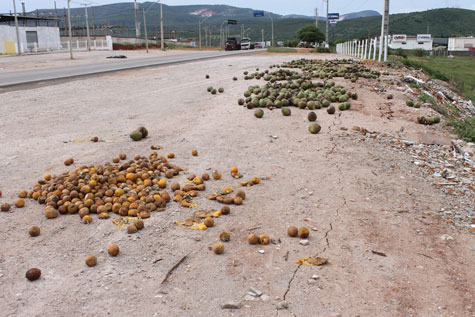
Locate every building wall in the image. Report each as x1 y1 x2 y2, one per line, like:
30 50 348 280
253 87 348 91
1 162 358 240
0 25 60 54
448 37 475 51
389 39 433 50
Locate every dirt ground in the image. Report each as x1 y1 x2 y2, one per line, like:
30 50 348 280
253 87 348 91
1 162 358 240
0 52 474 317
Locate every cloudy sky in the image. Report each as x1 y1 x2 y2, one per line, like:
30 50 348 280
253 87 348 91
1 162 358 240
1 0 474 16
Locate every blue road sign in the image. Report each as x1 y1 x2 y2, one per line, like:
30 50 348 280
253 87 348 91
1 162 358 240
328 13 339 20
253 10 264 17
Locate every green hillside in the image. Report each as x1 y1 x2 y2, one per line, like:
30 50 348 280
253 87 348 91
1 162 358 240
33 4 475 43
330 8 475 41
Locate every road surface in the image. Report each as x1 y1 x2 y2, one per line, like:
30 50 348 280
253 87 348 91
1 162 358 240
0 49 265 89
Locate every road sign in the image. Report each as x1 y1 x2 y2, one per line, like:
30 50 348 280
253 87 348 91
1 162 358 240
277 41 284 46
253 10 264 17
227 19 237 25
330 20 337 26
328 13 339 20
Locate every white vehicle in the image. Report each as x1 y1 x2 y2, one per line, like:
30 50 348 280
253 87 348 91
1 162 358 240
240 38 251 50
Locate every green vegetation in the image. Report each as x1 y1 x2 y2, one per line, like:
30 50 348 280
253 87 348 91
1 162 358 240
311 47 331 53
46 5 474 44
295 25 325 43
267 47 297 53
448 117 475 142
401 56 475 102
330 8 475 41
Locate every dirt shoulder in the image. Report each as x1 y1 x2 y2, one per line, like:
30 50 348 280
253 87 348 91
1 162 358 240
0 53 473 317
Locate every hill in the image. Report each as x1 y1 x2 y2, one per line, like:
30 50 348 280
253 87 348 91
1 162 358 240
330 8 475 41
29 5 475 43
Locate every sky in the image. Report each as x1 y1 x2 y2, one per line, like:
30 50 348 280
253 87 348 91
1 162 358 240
1 0 474 16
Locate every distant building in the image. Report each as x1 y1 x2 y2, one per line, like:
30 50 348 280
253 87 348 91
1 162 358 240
388 34 433 51
448 37 475 52
0 14 60 54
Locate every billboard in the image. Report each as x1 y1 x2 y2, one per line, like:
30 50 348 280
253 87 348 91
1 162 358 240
253 10 264 17
392 34 407 42
417 34 432 41
328 13 339 20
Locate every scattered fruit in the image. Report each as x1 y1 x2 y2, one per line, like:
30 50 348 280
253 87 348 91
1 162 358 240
135 219 144 230
107 244 120 256
288 226 298 237
204 217 214 227
0 203 11 211
25 268 41 281
64 158 74 166
127 224 138 234
219 231 231 242
29 226 40 237
298 227 309 239
254 109 264 118
14 198 25 208
220 206 230 215
85 255 97 267
90 136 99 142
308 123 321 134
259 234 270 245
218 87 224 93
192 149 198 156
281 107 291 116
308 112 317 122
212 242 224 254
247 234 259 245
212 170 221 180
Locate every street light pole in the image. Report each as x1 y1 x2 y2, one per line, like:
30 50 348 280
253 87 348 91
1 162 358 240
160 1 164 51
199 16 210 51
67 0 73 59
82 3 91 51
12 0 21 55
219 20 226 49
143 8 148 53
268 12 274 46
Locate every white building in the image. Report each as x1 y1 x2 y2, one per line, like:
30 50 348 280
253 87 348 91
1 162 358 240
389 34 433 51
448 37 475 52
0 14 60 54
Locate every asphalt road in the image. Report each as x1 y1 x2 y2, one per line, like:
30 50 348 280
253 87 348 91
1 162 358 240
0 49 265 89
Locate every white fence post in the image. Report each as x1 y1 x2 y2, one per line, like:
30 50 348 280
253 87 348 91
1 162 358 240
363 39 368 59
384 35 388 61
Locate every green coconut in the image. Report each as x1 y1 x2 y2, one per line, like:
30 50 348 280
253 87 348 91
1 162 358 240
281 107 291 116
254 109 264 118
308 123 321 134
308 111 317 122
130 130 143 141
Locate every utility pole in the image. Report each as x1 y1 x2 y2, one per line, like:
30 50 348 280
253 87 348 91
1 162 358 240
134 0 140 37
325 0 329 45
21 2 25 15
268 12 274 46
67 0 73 59
12 0 21 55
160 0 164 51
54 1 58 27
315 8 318 29
82 3 91 51
378 0 389 61
261 28 264 44
143 8 148 53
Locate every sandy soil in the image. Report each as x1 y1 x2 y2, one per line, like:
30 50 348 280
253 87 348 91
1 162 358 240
0 49 210 72
0 53 474 317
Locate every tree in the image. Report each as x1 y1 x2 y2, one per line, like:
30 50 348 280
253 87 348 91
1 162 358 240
295 25 325 43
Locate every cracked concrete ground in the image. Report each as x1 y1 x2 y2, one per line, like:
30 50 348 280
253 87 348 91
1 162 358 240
0 53 474 316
